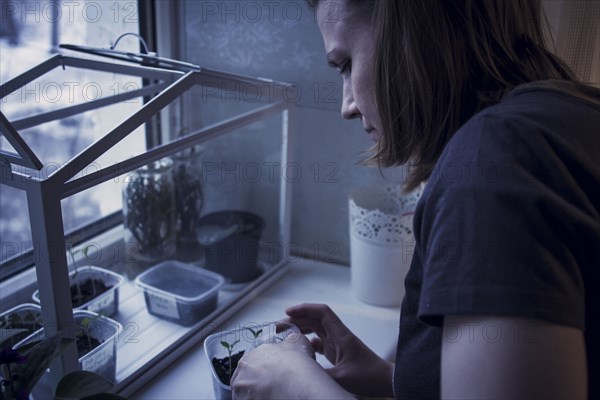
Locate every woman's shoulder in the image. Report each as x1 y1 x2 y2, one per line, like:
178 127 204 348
427 79 600 196
447 79 600 161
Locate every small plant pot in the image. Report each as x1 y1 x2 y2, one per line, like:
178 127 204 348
135 260 225 326
196 211 265 284
204 321 300 400
0 303 43 349
16 310 122 382
32 266 124 317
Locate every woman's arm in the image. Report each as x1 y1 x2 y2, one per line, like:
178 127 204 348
286 303 395 397
441 316 587 399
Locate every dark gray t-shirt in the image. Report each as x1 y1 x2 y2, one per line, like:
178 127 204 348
394 80 600 399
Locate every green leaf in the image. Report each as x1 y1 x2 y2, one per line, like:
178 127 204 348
82 245 91 259
245 327 263 339
55 371 114 400
220 341 230 350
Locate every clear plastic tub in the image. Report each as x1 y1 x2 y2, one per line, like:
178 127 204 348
204 321 300 400
15 310 122 382
0 303 43 349
135 260 225 326
32 266 124 317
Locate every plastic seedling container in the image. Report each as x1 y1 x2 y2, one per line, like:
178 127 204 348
204 321 300 400
135 260 225 326
0 303 43 349
15 310 122 382
196 211 265 284
32 266 124 317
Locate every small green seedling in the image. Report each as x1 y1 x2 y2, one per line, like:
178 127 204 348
68 243 98 301
77 314 102 353
79 317 93 351
245 327 262 340
220 339 240 382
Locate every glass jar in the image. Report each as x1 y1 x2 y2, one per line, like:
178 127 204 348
122 158 176 275
171 145 205 262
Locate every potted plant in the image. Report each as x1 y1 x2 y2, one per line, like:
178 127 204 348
122 158 177 276
31 243 124 317
171 145 205 263
32 266 124 318
204 322 299 400
32 265 124 317
0 326 125 400
0 304 43 350
196 211 265 285
0 331 69 400
16 310 122 384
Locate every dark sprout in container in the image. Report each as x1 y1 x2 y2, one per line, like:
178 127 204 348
122 158 176 275
172 145 205 263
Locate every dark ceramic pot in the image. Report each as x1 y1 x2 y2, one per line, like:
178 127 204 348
196 211 265 283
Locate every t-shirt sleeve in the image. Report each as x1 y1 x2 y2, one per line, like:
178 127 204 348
416 113 586 329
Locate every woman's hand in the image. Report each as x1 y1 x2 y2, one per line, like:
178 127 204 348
284 303 394 398
230 332 354 399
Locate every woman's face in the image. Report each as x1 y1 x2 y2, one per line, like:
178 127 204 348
316 0 381 142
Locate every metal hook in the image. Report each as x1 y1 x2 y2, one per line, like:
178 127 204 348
110 32 153 56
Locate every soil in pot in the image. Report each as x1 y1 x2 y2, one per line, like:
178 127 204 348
0 309 43 348
211 350 245 386
76 332 103 356
71 278 112 307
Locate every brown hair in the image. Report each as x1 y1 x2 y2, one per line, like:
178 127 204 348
308 0 576 191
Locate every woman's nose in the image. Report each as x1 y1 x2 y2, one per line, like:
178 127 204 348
341 84 360 120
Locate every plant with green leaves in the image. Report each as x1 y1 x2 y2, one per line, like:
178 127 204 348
68 243 98 299
245 327 262 341
78 317 94 353
75 314 104 357
0 333 68 400
219 339 239 384
0 309 43 351
0 328 125 400
123 159 176 260
55 370 127 400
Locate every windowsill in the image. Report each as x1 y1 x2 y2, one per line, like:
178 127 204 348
0 225 292 398
130 258 401 400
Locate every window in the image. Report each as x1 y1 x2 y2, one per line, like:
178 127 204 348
0 0 143 273
1 3 294 397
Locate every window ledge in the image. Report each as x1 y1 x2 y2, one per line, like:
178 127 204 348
1 225 292 398
130 258 400 399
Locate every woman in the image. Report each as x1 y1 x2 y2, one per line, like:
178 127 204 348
231 0 599 398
